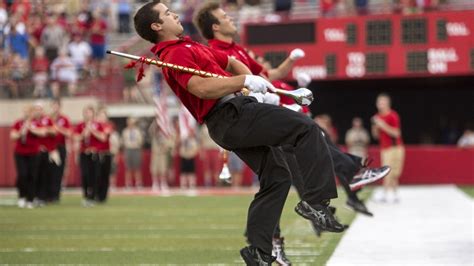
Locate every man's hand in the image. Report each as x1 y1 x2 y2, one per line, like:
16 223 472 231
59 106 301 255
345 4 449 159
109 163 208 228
244 75 275 94
289 48 305 61
263 93 280 105
296 72 311 87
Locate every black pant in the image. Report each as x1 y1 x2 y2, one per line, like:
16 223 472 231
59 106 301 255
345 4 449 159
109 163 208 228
80 152 100 200
118 13 130 33
206 97 337 254
51 145 67 201
97 153 111 202
14 153 40 202
36 151 53 201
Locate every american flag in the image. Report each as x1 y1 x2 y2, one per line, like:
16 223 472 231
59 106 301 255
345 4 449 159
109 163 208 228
178 103 196 140
152 72 171 138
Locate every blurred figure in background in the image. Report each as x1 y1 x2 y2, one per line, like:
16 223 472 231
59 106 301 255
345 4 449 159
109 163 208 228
108 126 121 190
31 47 50 98
149 120 173 194
314 114 339 144
10 106 45 209
372 93 404 203
40 15 67 63
50 99 71 202
50 48 77 98
122 117 143 188
345 117 370 158
35 102 57 205
89 10 107 77
68 33 91 80
96 107 113 202
457 123 474 148
75 105 106 207
117 0 131 33
228 151 244 189
178 129 199 196
199 124 221 187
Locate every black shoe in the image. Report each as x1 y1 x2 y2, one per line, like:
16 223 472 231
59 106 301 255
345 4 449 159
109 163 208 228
310 206 349 237
346 197 373 216
295 201 345 233
350 165 391 191
272 237 291 266
240 246 275 266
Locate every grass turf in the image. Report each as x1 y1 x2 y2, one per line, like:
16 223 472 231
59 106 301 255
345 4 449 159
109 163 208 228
458 186 474 198
0 188 371 265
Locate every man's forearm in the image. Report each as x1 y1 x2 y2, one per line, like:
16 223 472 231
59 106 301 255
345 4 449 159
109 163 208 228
267 57 295 81
187 75 246 99
226 57 252 75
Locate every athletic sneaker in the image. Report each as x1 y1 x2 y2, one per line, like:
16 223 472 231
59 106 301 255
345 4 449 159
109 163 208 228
350 165 391 191
240 246 275 266
346 198 373 216
295 201 345 233
310 206 349 237
17 198 26 208
272 237 291 266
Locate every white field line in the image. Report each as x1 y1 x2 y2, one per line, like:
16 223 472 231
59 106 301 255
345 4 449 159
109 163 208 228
327 185 474 266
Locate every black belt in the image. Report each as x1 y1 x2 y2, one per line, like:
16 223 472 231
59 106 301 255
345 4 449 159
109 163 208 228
205 92 243 122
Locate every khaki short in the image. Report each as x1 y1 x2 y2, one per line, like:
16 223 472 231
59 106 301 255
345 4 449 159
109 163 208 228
150 151 168 177
381 146 405 181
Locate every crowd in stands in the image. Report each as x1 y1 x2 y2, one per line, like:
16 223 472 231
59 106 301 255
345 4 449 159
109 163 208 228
0 0 135 99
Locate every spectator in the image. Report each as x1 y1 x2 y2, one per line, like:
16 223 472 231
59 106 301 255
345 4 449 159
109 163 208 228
50 48 77 98
149 120 174 194
199 124 221 187
345 117 370 158
178 129 199 195
0 3 7 45
27 14 45 47
372 93 405 203
68 33 92 79
40 15 67 63
122 117 144 188
10 53 28 97
117 0 131 33
6 20 29 60
314 114 339 144
31 46 49 98
228 151 245 189
0 48 18 98
89 10 107 77
457 124 474 148
108 127 121 190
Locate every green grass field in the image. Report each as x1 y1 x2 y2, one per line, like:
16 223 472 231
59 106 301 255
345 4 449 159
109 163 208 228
0 188 370 265
458 186 474 198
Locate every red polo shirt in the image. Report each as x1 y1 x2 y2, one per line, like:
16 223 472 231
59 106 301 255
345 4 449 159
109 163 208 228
54 114 71 146
375 110 403 149
208 39 263 76
96 121 113 152
37 116 57 151
75 121 104 152
151 36 230 124
12 119 40 155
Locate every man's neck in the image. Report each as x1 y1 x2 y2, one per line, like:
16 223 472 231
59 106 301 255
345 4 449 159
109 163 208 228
160 34 180 42
214 33 233 44
379 109 391 115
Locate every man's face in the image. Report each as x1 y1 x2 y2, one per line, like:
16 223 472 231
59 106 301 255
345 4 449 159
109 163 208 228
376 96 390 112
211 8 237 37
153 3 183 37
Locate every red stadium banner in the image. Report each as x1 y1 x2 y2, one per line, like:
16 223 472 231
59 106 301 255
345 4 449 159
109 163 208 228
242 10 474 80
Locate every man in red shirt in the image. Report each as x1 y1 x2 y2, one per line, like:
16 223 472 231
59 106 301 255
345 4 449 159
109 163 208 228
10 106 46 208
50 99 71 202
134 2 343 264
193 3 390 260
74 105 107 206
372 93 405 203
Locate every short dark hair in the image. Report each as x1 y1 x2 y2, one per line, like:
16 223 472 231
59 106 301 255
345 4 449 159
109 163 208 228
193 2 220 40
134 0 163 44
